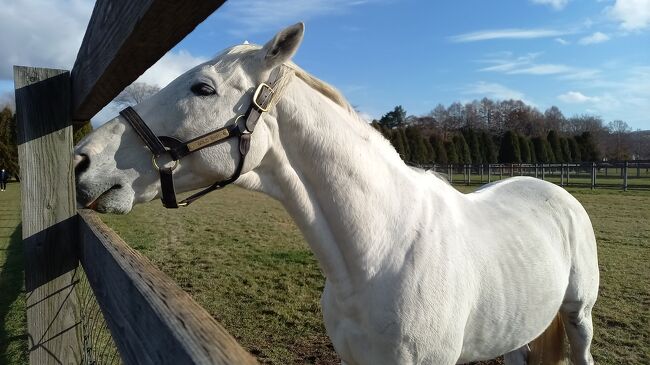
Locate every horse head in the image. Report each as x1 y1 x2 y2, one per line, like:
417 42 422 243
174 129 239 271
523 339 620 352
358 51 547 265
74 23 304 213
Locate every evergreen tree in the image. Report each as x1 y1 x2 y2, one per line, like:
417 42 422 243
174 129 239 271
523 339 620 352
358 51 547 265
480 131 498 163
378 105 407 129
445 140 459 164
398 128 411 160
568 137 581 162
405 126 430 163
462 127 483 164
0 108 19 178
453 134 472 164
575 132 601 161
532 137 550 163
518 135 532 163
528 139 537 163
430 135 448 164
499 130 521 163
547 130 564 163
560 137 572 163
389 129 407 159
544 138 555 162
425 139 436 163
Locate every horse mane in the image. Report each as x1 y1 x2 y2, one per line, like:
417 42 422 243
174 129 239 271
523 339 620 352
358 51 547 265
289 64 355 115
225 44 358 119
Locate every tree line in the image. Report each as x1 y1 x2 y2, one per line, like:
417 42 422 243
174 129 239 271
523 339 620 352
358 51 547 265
0 106 92 180
370 100 649 165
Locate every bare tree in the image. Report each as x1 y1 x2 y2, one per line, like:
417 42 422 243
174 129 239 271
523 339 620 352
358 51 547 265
544 106 565 134
114 82 161 108
607 120 631 160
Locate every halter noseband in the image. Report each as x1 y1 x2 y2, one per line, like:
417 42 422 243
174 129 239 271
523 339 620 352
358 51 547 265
119 67 288 208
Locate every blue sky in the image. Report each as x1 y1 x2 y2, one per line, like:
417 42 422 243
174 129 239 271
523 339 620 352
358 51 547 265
1 0 649 129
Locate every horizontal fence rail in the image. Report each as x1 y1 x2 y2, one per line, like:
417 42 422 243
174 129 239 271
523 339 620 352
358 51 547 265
419 160 650 191
78 210 258 365
71 0 226 122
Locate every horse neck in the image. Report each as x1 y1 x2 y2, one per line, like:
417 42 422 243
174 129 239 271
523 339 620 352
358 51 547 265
241 77 436 295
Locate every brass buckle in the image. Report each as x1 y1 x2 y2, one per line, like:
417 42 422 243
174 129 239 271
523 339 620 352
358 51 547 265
152 152 179 171
252 83 274 112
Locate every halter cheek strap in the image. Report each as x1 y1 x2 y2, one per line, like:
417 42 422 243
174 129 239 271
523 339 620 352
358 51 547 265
119 66 287 208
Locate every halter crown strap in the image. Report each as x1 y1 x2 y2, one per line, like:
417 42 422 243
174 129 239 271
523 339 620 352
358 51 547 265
119 66 291 209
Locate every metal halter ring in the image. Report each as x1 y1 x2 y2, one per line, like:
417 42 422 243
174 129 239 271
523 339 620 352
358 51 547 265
152 152 179 171
234 114 250 133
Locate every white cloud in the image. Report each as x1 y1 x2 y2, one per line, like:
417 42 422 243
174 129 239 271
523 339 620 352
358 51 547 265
449 28 568 42
508 64 573 75
555 37 570 45
137 51 208 88
608 0 650 30
0 0 94 80
578 32 610 45
0 1 208 125
479 53 600 79
531 0 570 10
558 91 599 103
463 82 527 101
220 0 383 35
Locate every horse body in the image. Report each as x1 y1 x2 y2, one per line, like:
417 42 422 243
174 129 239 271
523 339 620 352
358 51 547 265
243 74 597 364
74 23 598 364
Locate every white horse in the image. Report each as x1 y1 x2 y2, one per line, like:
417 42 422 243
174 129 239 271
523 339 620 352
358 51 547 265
74 23 599 365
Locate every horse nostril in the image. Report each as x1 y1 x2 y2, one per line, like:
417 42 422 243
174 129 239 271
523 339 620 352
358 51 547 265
74 154 90 176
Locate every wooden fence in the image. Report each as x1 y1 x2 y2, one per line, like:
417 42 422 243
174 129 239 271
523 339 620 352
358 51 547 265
14 1 260 364
427 161 650 191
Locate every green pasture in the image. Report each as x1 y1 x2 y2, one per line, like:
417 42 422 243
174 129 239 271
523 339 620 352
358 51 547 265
0 184 26 365
1 180 648 364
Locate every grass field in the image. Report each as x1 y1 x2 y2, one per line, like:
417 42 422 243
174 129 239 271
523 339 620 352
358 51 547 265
1 181 648 364
0 183 26 365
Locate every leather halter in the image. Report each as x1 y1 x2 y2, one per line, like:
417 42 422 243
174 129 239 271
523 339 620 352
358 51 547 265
119 67 288 208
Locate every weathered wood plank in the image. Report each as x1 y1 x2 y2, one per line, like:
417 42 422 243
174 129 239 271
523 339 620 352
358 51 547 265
14 66 83 365
78 209 258 365
71 0 226 121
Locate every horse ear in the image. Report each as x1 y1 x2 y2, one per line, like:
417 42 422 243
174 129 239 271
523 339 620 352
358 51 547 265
260 22 304 70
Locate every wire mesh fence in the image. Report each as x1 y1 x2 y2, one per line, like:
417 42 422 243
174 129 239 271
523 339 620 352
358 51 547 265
76 268 121 365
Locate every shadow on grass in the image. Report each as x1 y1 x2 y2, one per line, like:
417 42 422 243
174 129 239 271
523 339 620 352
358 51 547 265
0 224 27 364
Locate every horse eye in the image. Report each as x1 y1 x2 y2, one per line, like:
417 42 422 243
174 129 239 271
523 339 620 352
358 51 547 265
191 83 216 96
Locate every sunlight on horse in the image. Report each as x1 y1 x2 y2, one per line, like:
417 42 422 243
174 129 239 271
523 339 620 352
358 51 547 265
74 23 599 365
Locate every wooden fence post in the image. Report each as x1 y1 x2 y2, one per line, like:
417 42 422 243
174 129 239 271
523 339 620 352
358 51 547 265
560 164 565 186
542 164 545 180
591 162 596 189
14 66 83 364
487 164 491 183
623 161 628 191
